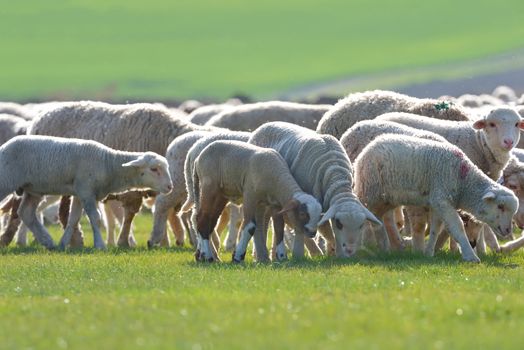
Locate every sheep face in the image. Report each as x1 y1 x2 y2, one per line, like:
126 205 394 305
473 108 524 151
318 204 381 257
123 152 172 194
477 189 518 238
503 172 524 229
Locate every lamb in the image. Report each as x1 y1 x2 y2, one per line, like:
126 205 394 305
26 101 220 247
340 120 448 163
0 135 172 250
205 101 331 131
181 140 322 262
316 90 471 139
249 122 382 258
354 134 518 262
147 130 250 249
492 85 518 104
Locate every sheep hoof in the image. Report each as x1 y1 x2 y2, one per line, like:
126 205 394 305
175 240 184 247
231 250 245 263
147 240 154 249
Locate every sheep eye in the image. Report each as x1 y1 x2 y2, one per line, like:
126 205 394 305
150 167 158 172
497 204 505 211
509 184 518 190
335 218 343 230
489 122 496 127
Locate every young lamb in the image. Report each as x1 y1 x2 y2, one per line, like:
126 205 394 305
26 101 220 247
205 101 331 131
181 140 322 262
148 130 250 249
249 122 382 258
0 135 172 250
354 134 518 262
316 90 471 139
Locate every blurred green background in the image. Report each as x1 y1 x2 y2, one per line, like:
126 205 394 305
1 0 524 101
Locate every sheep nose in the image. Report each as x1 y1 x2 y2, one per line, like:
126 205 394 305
503 139 514 149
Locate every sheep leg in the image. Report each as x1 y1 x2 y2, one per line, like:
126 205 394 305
476 227 487 255
271 214 287 261
483 226 501 253
167 208 184 246
434 203 480 263
424 212 444 257
216 205 230 238
383 209 405 251
15 223 29 247
195 195 227 262
58 197 83 250
0 196 22 247
292 230 305 259
434 230 449 252
81 197 106 250
304 237 323 256
180 210 197 247
18 193 55 249
252 206 270 262
318 222 336 256
394 207 404 231
148 192 174 247
406 206 428 252
224 204 242 252
102 202 116 246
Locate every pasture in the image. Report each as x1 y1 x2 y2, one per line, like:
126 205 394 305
1 0 524 101
1 213 523 349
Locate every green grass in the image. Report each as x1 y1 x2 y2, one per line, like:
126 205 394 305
2 0 524 101
1 212 524 349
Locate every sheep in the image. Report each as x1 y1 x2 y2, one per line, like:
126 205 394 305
248 122 383 258
0 114 29 144
26 101 220 247
188 104 236 125
354 134 518 262
492 85 518 104
0 135 172 250
340 120 448 163
148 130 250 250
376 108 524 181
316 90 472 139
178 100 204 114
0 102 35 120
205 101 331 131
181 140 322 262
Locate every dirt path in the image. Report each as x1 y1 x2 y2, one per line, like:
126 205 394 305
278 48 524 100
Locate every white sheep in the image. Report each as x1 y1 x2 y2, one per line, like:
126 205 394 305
148 130 250 249
27 101 220 247
0 135 172 250
316 90 471 139
0 114 28 144
354 134 518 262
492 85 518 104
0 102 35 120
205 101 331 131
181 140 322 262
188 104 236 125
249 122 383 258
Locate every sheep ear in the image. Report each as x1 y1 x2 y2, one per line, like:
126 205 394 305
472 119 486 130
318 205 337 226
122 157 147 168
518 120 524 130
276 199 299 215
363 207 382 226
482 191 496 201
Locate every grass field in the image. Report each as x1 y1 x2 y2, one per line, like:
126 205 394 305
2 0 524 101
1 212 523 349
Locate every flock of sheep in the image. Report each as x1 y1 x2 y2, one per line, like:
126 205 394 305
1 85 524 264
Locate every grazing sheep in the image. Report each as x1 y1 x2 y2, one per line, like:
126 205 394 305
188 104 236 125
249 122 382 258
182 140 322 262
149 130 250 249
206 101 331 131
0 102 35 120
377 108 524 181
492 85 518 104
317 90 471 139
354 134 518 262
27 101 220 247
0 135 172 249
